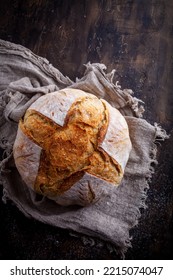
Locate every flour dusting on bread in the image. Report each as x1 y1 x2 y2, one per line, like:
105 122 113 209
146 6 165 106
13 88 132 206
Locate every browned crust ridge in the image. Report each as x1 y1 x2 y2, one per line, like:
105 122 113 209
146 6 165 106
19 95 123 196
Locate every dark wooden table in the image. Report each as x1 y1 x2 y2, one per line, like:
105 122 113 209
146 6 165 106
0 0 173 259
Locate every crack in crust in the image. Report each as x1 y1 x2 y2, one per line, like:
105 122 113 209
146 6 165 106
19 93 124 197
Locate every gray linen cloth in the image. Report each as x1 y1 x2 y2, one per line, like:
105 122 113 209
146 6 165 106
0 39 168 256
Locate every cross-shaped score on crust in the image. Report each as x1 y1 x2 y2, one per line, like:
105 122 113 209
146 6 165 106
13 88 132 205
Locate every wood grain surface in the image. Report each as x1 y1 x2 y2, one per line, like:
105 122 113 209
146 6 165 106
0 0 173 259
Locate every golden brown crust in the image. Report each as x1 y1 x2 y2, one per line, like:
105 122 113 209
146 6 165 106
87 149 122 185
18 91 126 197
20 110 60 149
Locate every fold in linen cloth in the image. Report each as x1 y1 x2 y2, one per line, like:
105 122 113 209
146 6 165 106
0 39 168 256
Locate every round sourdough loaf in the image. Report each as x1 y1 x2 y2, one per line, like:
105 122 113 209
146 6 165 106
13 88 132 206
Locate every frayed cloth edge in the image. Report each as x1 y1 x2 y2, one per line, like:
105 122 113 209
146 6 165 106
123 122 169 257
